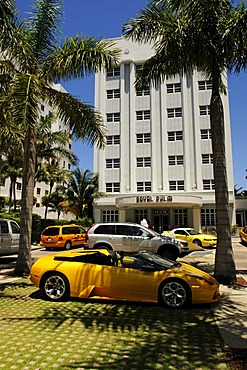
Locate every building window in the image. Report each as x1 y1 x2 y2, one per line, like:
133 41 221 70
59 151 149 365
203 179 215 190
137 181 151 192
102 210 119 222
167 107 182 118
202 154 213 164
201 208 216 226
166 83 181 93
135 210 148 224
106 113 120 122
168 155 184 166
198 80 212 91
36 203 40 208
106 67 120 77
168 131 183 141
107 89 120 99
0 178 5 186
169 180 184 191
106 158 120 169
36 187 41 195
199 105 210 116
45 190 49 195
40 104 45 111
16 182 22 191
136 87 150 96
106 182 120 193
136 133 151 143
107 135 120 145
136 157 151 167
201 129 211 139
174 209 187 227
135 64 143 76
136 110 150 120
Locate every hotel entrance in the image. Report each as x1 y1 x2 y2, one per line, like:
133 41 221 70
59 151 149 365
153 210 169 233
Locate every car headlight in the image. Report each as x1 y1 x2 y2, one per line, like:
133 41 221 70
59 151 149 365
190 275 215 285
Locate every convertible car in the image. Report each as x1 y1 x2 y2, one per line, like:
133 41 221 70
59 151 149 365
30 249 220 308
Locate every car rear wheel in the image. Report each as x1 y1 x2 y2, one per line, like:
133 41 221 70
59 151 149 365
159 279 191 308
64 240 72 250
41 273 70 301
193 239 202 247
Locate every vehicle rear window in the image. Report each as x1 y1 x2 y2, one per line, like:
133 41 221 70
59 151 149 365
94 225 115 235
10 222 20 234
42 227 60 236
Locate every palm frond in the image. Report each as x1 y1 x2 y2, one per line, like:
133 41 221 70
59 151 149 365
28 0 63 61
44 36 121 81
44 86 107 148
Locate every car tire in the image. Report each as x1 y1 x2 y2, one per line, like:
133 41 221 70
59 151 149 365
193 239 202 247
159 247 178 261
159 279 191 308
41 273 70 301
64 240 72 250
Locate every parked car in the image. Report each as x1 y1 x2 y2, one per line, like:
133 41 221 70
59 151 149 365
86 222 189 260
40 224 87 250
163 228 217 248
239 226 247 246
0 218 20 255
30 248 220 308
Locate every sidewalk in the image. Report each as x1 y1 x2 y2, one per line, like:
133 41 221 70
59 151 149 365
179 240 247 350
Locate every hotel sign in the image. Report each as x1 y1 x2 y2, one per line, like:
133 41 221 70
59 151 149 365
136 195 173 203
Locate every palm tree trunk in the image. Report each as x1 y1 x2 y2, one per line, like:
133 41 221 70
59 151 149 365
210 86 236 284
14 124 36 275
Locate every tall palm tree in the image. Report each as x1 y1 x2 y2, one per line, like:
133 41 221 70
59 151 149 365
0 0 120 275
123 0 247 284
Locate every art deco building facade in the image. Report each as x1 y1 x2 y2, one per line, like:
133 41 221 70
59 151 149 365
93 37 235 232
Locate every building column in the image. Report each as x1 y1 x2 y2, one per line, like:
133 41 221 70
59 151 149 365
192 207 201 231
119 208 126 222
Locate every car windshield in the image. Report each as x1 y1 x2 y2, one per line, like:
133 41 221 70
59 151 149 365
134 252 179 270
187 229 200 235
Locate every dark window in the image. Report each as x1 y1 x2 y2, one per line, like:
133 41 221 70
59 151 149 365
94 224 115 235
0 221 8 234
116 225 132 236
10 222 20 234
42 227 60 236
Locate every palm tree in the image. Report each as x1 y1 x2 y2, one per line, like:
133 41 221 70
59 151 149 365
63 168 105 220
123 0 247 284
41 186 67 219
0 0 120 275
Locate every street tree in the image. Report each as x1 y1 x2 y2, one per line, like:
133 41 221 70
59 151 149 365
123 0 247 283
0 0 120 275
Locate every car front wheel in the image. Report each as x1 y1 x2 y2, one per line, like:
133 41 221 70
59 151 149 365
41 273 70 301
193 239 202 247
159 279 191 308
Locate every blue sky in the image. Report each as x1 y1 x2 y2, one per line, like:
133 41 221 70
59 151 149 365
15 0 247 190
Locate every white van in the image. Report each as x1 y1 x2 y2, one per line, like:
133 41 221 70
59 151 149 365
0 218 20 255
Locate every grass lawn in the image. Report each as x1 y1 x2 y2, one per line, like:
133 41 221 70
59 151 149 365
0 278 230 370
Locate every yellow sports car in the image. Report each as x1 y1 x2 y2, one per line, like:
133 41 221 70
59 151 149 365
30 249 220 308
166 228 217 248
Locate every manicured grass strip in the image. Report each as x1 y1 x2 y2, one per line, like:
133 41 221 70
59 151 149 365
0 279 229 369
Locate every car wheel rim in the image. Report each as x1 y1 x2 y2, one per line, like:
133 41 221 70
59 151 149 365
161 281 186 307
44 275 66 300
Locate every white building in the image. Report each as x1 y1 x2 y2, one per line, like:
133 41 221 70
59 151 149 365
93 37 236 233
0 83 72 220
